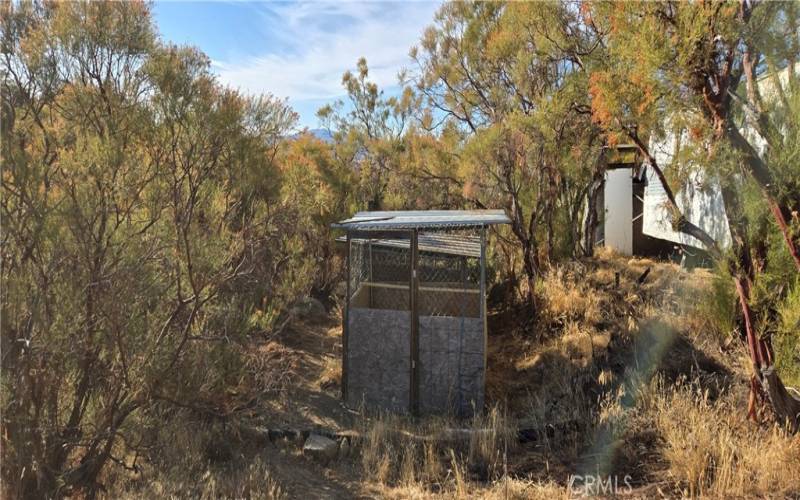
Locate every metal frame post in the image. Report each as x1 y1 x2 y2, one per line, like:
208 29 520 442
480 227 487 320
368 239 373 308
342 232 351 402
409 229 420 416
480 226 487 402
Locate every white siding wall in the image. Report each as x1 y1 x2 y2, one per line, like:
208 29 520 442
641 133 732 250
639 65 799 252
604 168 633 255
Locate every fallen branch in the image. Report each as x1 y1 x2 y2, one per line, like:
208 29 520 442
236 419 581 448
637 267 651 285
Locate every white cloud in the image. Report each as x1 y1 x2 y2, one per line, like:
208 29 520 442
212 1 440 102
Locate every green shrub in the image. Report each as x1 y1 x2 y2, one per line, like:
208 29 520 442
775 278 800 387
699 265 738 339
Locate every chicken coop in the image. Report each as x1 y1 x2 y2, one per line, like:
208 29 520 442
332 210 510 416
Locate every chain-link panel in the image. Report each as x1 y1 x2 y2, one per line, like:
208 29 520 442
345 228 486 416
350 237 411 311
348 238 369 302
417 228 481 319
369 246 411 310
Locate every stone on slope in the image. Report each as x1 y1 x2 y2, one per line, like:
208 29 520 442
292 297 327 323
303 433 339 463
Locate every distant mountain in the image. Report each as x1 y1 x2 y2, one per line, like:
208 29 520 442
309 128 333 143
289 128 333 143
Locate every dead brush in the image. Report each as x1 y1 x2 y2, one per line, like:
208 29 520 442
242 340 298 397
356 406 516 495
190 458 285 500
127 456 285 499
317 355 341 390
646 378 800 497
106 416 286 499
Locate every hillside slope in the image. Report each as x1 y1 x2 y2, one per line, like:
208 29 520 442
112 250 800 498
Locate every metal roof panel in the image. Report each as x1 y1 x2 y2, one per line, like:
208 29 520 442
336 233 482 258
332 210 510 230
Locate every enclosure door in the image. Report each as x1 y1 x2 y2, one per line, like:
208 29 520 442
604 167 633 255
344 232 412 412
343 230 486 416
416 247 484 416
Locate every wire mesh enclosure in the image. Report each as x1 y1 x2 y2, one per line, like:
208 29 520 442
333 210 510 416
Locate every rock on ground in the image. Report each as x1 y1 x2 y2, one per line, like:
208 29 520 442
292 297 327 323
303 433 339 463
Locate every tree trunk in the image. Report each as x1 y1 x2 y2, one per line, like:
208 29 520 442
724 183 800 433
505 179 539 318
521 241 539 318
733 274 800 432
582 145 607 257
761 369 800 433
583 177 602 258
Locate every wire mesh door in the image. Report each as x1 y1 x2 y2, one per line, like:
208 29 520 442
417 228 484 416
343 228 486 416
345 233 412 412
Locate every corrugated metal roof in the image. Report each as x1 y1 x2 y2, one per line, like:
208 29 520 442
331 210 510 230
336 233 482 258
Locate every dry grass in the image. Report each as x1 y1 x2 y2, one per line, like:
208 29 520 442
371 476 568 499
106 418 286 499
318 354 342 389
357 406 519 497
112 457 286 500
106 250 799 499
649 379 800 498
539 268 603 326
483 249 798 497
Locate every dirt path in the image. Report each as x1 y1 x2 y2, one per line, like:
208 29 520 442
257 315 357 431
252 314 368 498
261 444 363 499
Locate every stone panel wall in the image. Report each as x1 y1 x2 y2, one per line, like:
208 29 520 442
346 308 411 412
347 308 485 416
418 316 484 415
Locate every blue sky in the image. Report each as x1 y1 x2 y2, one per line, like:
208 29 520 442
152 1 441 130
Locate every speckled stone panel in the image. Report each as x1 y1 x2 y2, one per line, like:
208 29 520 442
418 316 484 416
346 307 411 412
346 308 485 416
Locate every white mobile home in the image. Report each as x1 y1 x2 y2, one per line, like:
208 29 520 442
600 64 796 259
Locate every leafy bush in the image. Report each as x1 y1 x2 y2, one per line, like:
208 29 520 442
776 279 800 387
0 2 348 497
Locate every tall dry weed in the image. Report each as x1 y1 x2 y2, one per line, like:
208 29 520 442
357 406 516 496
650 379 800 497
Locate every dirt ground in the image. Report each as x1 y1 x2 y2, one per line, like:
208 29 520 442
249 316 366 498
235 251 796 498
258 317 356 431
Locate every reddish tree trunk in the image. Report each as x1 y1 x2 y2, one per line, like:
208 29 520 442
733 273 800 432
767 199 800 272
723 180 800 432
